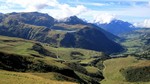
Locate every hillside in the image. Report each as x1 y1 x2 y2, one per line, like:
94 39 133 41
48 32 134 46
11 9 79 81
0 35 150 84
0 28 149 84
60 26 124 54
0 12 124 54
101 56 150 84
0 35 108 84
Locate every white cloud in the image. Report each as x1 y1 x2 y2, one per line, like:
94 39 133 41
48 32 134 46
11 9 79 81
42 4 87 19
88 3 106 6
91 13 116 24
134 19 150 28
78 1 150 23
56 4 87 19
0 0 150 23
5 0 58 11
1 0 87 19
77 2 107 7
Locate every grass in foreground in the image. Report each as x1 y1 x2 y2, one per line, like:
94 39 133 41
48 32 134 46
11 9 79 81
0 70 76 84
101 56 150 84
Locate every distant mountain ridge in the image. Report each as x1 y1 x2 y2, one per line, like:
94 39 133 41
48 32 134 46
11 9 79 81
94 19 136 36
0 12 124 54
4 12 55 27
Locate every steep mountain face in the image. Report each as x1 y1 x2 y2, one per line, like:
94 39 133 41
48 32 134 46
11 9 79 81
89 24 122 42
0 12 124 54
0 21 60 46
60 27 124 54
95 19 135 36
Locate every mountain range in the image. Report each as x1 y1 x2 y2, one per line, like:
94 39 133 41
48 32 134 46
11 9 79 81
0 12 150 84
0 12 124 54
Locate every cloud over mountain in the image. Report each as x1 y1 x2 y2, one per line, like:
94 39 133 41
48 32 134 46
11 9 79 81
134 19 150 28
2 0 87 19
92 13 116 24
0 0 150 23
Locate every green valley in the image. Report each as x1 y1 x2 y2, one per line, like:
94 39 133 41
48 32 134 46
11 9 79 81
0 12 150 84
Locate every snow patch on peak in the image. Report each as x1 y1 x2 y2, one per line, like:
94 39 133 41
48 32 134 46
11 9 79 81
56 16 72 22
56 16 79 22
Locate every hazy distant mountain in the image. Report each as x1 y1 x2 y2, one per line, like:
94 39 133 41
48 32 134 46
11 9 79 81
94 19 135 36
0 13 4 22
0 13 3 15
0 12 124 54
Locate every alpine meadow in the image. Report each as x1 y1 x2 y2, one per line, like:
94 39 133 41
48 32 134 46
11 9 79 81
0 0 150 84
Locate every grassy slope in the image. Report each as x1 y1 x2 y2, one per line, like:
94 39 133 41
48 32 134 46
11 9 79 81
0 70 76 84
1 35 150 84
0 35 104 83
0 35 103 60
101 56 150 84
0 35 38 56
121 60 150 82
45 46 103 61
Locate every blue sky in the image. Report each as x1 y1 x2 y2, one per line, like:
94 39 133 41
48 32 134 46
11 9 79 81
0 0 150 27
